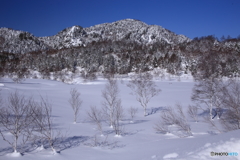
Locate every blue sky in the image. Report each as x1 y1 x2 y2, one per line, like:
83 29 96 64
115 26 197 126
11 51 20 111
0 0 239 39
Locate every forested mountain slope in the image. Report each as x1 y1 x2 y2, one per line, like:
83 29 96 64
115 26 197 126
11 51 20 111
0 19 240 82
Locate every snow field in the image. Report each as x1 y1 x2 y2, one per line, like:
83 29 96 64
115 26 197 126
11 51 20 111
0 77 239 160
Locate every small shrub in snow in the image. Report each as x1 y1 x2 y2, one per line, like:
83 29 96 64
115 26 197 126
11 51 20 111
154 104 192 137
128 106 138 122
81 70 97 82
84 135 120 150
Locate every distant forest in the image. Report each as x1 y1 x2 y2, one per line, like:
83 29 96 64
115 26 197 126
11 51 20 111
0 35 240 82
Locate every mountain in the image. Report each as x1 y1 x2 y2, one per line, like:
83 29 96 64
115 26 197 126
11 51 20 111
0 19 240 82
0 19 190 53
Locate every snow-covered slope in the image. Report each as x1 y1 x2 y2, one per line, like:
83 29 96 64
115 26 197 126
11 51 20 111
0 28 48 54
0 19 190 53
39 25 86 49
83 19 190 45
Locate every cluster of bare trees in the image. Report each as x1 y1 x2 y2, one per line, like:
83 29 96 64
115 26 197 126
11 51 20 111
154 78 240 137
87 73 161 138
88 77 124 136
219 79 240 130
191 78 240 132
88 73 161 137
0 91 60 154
191 78 222 120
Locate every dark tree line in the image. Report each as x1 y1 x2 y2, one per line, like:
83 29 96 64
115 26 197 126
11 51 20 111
0 36 239 82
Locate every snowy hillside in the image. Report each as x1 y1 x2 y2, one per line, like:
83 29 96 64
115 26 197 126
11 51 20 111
39 19 190 50
0 19 190 53
83 19 190 45
0 28 48 54
0 19 240 81
0 77 239 160
39 25 85 49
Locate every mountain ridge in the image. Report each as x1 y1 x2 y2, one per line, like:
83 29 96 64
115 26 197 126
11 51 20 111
0 19 190 53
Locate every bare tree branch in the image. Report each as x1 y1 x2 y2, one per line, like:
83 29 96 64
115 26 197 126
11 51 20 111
188 104 199 122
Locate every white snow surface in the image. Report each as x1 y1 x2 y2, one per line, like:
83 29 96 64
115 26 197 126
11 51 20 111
163 152 178 159
0 77 239 160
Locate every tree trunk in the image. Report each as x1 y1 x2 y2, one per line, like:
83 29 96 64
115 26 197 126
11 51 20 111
74 114 76 124
210 97 213 120
144 107 147 117
14 135 18 153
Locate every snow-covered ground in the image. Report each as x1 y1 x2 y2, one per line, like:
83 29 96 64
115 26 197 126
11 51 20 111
0 77 239 160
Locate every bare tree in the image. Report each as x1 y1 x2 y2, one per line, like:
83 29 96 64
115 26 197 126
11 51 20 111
188 104 199 122
127 73 161 116
87 106 103 135
219 79 240 131
31 97 61 154
112 102 124 136
102 78 121 128
101 77 125 136
128 106 138 122
0 91 34 154
191 78 222 120
68 88 82 124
